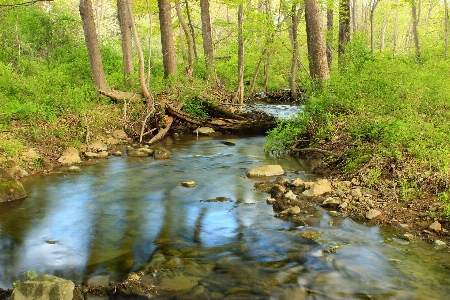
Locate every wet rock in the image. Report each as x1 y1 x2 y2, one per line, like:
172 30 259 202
8 165 28 178
247 165 285 178
112 151 123 156
154 147 172 159
302 179 332 197
291 178 305 187
68 166 80 172
11 274 74 300
270 184 286 198
87 275 110 287
433 240 446 250
89 140 107 153
84 152 100 159
266 198 276 204
321 197 342 208
126 147 154 157
366 209 381 220
283 190 297 201
194 127 219 136
158 275 200 291
300 231 322 241
276 206 300 216
180 181 197 188
220 139 236 146
429 221 442 232
58 147 81 165
0 168 26 202
400 233 414 241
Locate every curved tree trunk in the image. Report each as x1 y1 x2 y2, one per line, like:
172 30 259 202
158 0 177 78
79 0 109 91
200 0 218 85
117 0 134 87
175 1 194 80
305 0 330 85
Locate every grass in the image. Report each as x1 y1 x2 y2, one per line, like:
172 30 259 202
266 52 450 216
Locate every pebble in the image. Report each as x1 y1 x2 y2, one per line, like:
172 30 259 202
433 240 447 250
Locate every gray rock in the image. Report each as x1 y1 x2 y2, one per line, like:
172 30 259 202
0 168 27 202
58 147 81 165
11 274 74 300
154 147 172 159
366 209 381 220
247 165 285 178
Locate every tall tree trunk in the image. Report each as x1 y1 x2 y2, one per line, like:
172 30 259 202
380 11 391 51
95 0 105 39
184 0 198 58
79 0 109 91
289 3 303 100
393 0 399 56
411 0 421 58
158 0 177 77
338 0 351 71
445 0 449 59
126 0 152 102
200 0 218 85
117 0 134 87
351 0 357 34
264 52 270 93
175 1 194 80
236 3 245 104
305 0 330 85
326 4 334 71
369 0 379 52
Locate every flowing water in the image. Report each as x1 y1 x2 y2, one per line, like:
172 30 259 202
1 107 450 299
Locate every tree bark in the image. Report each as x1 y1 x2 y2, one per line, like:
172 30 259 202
393 0 399 56
338 0 351 71
175 1 194 80
117 0 134 87
289 3 303 100
411 0 421 58
305 0 330 85
326 4 333 71
445 0 449 59
236 2 245 105
79 0 109 91
369 0 379 52
200 0 218 85
184 0 198 58
158 0 177 77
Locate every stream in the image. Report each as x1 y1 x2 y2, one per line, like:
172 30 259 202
1 105 450 299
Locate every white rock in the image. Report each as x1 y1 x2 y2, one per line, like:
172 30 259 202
246 165 285 178
302 179 332 197
366 209 381 220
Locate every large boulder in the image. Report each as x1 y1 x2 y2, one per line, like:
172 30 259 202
57 147 81 165
302 179 332 197
11 274 74 300
247 165 285 178
0 168 26 202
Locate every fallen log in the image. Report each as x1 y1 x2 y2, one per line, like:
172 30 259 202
147 116 173 145
99 89 142 102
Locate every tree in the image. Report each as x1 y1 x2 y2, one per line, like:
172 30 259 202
326 1 333 71
79 0 109 91
200 0 218 85
117 0 134 87
338 0 350 70
175 1 194 80
305 0 330 84
235 2 245 104
369 0 379 52
289 2 303 100
411 0 421 58
445 0 449 58
158 0 177 77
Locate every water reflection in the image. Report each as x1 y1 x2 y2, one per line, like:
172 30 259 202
0 134 449 299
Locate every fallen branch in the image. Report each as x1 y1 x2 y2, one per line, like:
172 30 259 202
139 108 155 143
147 116 173 145
99 89 142 102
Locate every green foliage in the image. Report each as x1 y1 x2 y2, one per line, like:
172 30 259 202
0 140 24 157
182 97 210 119
13 270 38 288
265 116 306 157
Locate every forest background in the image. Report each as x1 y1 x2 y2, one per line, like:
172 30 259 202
1 0 450 217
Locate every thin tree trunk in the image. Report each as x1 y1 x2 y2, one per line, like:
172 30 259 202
146 0 152 86
339 0 351 71
117 0 134 87
326 5 333 71
95 0 105 39
264 52 270 93
305 0 330 85
200 0 218 85
184 0 198 58
370 0 379 52
445 0 449 59
249 51 265 95
351 0 357 34
126 0 152 102
158 0 177 77
175 1 194 80
393 0 399 56
380 10 391 51
411 0 421 58
236 3 245 104
289 3 303 100
79 0 109 91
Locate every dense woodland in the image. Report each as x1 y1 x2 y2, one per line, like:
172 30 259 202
1 0 450 216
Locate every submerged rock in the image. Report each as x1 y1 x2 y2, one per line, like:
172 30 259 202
11 274 74 300
180 181 197 188
220 139 236 146
0 168 26 202
154 147 172 159
247 165 285 178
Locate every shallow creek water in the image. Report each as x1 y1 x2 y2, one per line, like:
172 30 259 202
1 109 450 299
